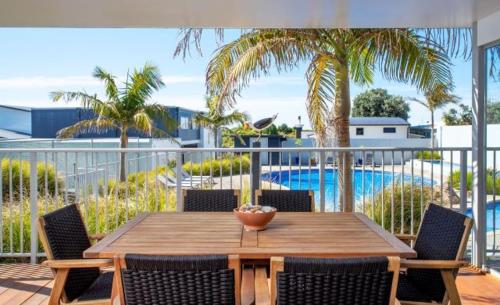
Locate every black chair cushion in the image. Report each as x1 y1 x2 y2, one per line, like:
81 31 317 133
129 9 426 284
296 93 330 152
78 272 114 301
184 190 238 212
42 204 99 301
121 254 235 305
277 256 393 305
259 190 313 212
402 203 469 302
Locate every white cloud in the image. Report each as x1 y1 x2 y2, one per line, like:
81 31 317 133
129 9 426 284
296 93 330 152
0 75 204 89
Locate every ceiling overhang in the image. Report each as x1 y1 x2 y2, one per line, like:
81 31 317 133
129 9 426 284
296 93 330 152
1 0 500 28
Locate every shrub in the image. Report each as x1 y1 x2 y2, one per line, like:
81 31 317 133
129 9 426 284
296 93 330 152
183 154 250 177
449 169 500 195
416 151 441 160
367 183 433 234
1 159 63 201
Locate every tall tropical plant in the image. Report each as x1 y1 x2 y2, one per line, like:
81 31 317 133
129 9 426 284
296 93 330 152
409 83 460 148
51 63 175 181
194 95 249 148
177 29 458 211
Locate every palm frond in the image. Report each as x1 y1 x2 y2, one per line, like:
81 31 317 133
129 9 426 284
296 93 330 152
174 28 225 59
351 29 453 93
206 29 313 112
56 119 117 138
306 53 334 145
125 63 165 106
50 91 105 109
416 28 471 60
143 103 177 133
93 66 119 101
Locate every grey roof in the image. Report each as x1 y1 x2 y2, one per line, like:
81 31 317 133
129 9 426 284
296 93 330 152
349 117 409 126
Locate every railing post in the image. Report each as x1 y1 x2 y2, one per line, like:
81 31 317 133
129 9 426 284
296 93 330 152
250 142 261 204
460 151 468 213
29 152 38 264
176 152 183 212
319 151 325 212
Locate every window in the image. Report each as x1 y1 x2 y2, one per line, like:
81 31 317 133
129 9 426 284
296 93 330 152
180 116 192 129
383 127 396 133
356 127 364 135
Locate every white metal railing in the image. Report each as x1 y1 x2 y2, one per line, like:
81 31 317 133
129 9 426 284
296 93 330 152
0 146 496 264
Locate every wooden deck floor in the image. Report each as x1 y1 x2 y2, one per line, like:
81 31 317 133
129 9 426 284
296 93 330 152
0 264 499 305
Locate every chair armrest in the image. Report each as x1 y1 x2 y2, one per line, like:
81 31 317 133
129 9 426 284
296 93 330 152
89 233 107 241
401 259 468 269
395 234 417 241
42 258 113 269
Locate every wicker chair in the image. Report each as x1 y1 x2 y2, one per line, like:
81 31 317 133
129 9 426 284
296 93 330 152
395 203 473 305
37 204 113 305
265 256 400 305
255 190 314 212
183 189 240 212
116 254 242 305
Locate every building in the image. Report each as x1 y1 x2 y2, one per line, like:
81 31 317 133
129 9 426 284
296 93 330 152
0 104 213 148
349 117 409 139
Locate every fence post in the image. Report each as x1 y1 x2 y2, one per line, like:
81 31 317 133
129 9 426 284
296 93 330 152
319 151 326 212
460 151 468 213
176 152 183 212
250 142 261 204
29 152 38 264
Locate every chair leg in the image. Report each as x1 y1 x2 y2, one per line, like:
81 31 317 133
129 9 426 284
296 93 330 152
440 270 462 305
49 268 69 305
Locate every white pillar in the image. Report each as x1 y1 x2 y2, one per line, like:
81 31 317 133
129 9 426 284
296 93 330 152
471 22 487 269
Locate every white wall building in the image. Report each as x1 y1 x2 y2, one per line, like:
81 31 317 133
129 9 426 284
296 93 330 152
349 117 409 139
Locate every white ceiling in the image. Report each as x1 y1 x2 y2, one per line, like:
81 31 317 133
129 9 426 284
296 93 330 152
1 0 500 28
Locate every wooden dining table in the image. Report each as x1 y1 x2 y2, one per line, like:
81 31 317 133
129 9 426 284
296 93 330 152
84 212 416 259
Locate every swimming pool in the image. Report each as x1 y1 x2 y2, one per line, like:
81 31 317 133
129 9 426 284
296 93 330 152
466 202 500 232
262 169 433 211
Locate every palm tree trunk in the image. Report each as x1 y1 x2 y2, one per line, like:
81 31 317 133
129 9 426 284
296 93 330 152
330 57 353 212
119 129 128 182
430 110 435 149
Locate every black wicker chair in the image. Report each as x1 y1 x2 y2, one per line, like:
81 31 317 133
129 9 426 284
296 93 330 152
38 204 113 305
396 203 473 305
256 190 314 212
117 254 241 305
268 256 400 305
183 189 240 212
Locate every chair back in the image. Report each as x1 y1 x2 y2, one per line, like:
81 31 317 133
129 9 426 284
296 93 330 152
408 203 473 302
271 256 400 305
119 254 240 305
256 190 314 212
38 204 99 302
183 189 240 211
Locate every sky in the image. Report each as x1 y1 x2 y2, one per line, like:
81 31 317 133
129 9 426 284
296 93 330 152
0 28 475 129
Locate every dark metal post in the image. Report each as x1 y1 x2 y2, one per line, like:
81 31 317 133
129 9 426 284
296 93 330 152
250 141 261 204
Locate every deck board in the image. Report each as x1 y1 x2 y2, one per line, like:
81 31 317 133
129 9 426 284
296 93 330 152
0 264 499 304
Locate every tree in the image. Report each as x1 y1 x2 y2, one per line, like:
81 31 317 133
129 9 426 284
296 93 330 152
177 29 463 212
409 83 460 148
51 63 175 181
442 104 472 125
487 101 500 124
352 88 409 120
194 95 249 148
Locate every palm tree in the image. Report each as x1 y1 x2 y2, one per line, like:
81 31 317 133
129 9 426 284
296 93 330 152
177 29 457 211
51 63 175 181
194 95 249 148
409 83 460 148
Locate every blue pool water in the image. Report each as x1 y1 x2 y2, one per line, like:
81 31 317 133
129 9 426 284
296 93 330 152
262 169 433 211
466 202 500 232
